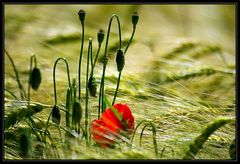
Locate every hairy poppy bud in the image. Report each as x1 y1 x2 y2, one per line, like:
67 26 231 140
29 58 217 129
88 75 97 97
19 129 31 158
29 67 41 90
72 100 82 125
52 105 61 125
116 49 125 72
97 29 104 45
78 9 86 23
132 12 139 28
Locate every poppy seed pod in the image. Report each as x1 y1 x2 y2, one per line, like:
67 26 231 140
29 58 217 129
72 101 82 125
116 49 125 72
97 29 104 45
29 67 41 90
78 9 86 23
52 105 61 125
88 75 97 97
132 12 139 28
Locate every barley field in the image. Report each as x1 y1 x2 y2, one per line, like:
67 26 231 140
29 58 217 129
3 4 236 160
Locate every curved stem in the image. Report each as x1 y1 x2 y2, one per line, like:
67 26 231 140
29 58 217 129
43 109 53 142
124 27 136 54
85 38 92 145
92 44 102 75
53 57 71 105
112 71 121 105
5 49 27 100
4 88 19 100
100 14 122 112
78 22 85 100
112 27 136 105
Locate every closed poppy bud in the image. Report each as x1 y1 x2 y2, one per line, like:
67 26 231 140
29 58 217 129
19 129 31 158
88 75 97 97
78 9 86 23
72 100 82 125
116 49 125 72
98 29 104 45
132 12 139 28
52 105 61 125
29 67 41 90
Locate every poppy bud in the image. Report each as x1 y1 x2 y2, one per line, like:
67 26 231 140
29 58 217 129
88 75 97 97
97 29 104 45
78 9 86 23
72 100 82 125
116 49 125 72
19 129 31 158
132 12 139 28
29 67 41 90
52 105 61 125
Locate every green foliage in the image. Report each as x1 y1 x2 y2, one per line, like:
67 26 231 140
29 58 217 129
4 99 48 130
182 117 234 160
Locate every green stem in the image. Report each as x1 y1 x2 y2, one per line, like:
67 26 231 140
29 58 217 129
85 38 92 144
5 49 27 100
43 109 53 143
124 27 136 54
91 44 102 75
28 54 37 107
112 71 121 106
100 14 122 112
78 22 85 100
112 27 136 105
65 87 71 130
98 79 103 118
53 57 71 105
4 88 19 100
130 120 147 147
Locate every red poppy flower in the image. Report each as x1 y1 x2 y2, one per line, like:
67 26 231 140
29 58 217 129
91 103 134 148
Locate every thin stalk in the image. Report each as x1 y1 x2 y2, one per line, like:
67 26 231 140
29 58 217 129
28 54 37 107
85 38 92 145
140 122 158 157
100 14 122 112
130 120 147 148
112 26 136 105
112 71 122 106
160 146 175 158
5 88 19 100
43 109 53 142
53 57 71 105
78 21 85 100
98 79 103 118
91 44 102 76
5 49 27 100
65 87 71 130
90 45 94 73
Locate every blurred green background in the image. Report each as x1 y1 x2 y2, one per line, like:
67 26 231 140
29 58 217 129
4 4 235 104
4 4 236 159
